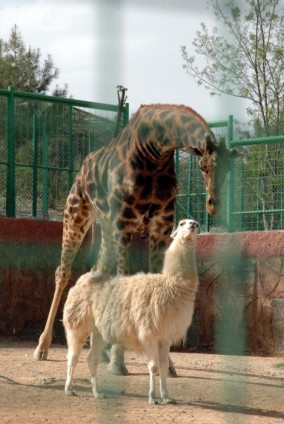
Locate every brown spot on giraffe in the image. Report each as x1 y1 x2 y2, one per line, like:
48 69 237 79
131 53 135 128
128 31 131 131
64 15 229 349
34 103 240 367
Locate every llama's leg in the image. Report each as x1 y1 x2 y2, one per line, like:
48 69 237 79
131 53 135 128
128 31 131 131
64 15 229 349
65 333 86 396
88 332 107 399
34 193 95 360
158 341 176 404
147 347 159 404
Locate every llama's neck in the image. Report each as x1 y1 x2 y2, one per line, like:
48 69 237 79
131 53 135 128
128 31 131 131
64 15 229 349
162 240 198 282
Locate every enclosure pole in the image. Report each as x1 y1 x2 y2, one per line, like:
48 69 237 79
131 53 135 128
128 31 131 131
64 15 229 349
32 114 39 217
226 115 234 232
68 104 73 188
6 85 16 217
42 119 49 219
123 103 129 127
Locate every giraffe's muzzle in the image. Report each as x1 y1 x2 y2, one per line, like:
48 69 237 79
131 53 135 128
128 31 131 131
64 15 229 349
206 196 221 216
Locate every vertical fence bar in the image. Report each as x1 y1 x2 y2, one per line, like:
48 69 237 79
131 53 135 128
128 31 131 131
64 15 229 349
186 155 192 221
6 85 16 217
32 114 38 217
175 149 180 224
123 103 129 127
226 115 234 232
88 127 94 153
42 119 49 219
68 104 74 188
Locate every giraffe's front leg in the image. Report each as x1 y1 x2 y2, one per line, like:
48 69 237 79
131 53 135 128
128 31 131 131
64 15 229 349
107 229 133 376
93 217 116 275
33 265 71 361
34 193 95 361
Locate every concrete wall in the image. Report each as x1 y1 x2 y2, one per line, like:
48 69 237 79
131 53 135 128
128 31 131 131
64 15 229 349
0 217 283 354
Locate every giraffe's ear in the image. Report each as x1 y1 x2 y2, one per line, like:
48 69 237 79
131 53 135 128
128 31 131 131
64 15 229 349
205 133 216 154
188 147 203 156
230 148 243 159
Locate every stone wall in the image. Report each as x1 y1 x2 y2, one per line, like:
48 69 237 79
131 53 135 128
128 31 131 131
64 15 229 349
0 217 283 354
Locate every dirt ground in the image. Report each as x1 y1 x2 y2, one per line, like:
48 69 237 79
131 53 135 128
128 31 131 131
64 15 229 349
0 340 283 424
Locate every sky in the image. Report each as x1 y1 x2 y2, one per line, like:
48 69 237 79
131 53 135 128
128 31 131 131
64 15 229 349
0 0 247 122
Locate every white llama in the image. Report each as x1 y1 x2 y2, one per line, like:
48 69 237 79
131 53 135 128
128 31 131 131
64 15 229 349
63 218 199 404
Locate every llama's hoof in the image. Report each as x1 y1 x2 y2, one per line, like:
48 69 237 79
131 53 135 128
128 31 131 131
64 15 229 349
94 392 108 399
148 398 159 405
162 398 177 404
168 365 178 378
33 346 48 361
65 388 77 396
107 362 129 376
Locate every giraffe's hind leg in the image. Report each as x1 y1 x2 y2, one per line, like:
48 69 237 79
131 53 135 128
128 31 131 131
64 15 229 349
34 191 96 361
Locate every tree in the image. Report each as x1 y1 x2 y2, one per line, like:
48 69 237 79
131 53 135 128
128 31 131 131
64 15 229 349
0 24 68 96
181 0 284 231
181 0 284 135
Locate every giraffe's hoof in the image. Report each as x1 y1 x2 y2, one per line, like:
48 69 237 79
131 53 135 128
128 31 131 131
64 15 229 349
33 345 48 361
100 350 110 363
162 398 177 405
168 363 178 378
107 362 129 376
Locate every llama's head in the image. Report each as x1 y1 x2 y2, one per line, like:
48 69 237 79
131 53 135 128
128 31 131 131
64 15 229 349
171 219 199 243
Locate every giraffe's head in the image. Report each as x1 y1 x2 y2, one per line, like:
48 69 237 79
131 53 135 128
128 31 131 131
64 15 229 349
192 134 241 216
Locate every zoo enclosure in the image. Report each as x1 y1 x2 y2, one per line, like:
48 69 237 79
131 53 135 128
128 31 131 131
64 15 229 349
1 86 283 232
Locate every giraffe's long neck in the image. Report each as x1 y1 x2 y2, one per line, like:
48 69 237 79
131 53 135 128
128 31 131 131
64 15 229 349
131 105 213 156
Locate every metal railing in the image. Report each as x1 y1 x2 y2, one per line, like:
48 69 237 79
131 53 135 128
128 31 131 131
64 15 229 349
1 86 283 232
0 86 129 220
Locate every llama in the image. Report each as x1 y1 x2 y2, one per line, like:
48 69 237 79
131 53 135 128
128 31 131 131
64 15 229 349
63 219 199 404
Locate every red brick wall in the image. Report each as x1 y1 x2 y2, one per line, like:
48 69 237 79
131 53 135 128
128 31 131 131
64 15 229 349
0 218 283 354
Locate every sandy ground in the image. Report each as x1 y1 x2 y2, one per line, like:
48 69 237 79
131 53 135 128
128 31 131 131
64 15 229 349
0 341 283 424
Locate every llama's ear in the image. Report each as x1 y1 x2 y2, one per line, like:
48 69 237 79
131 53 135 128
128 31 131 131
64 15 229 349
170 227 178 239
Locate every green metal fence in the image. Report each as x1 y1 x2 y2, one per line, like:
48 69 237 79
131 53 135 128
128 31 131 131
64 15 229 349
176 116 284 232
229 135 284 232
1 87 283 232
0 86 129 220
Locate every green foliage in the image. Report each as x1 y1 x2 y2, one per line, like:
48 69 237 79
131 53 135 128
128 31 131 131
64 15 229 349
181 0 284 134
0 25 68 96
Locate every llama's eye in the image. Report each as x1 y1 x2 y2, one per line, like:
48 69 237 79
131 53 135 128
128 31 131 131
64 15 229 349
180 221 185 226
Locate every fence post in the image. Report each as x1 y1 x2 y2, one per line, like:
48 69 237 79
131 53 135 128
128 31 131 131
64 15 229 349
226 115 234 232
6 85 16 217
123 103 129 127
42 119 49 219
68 104 73 188
32 114 39 217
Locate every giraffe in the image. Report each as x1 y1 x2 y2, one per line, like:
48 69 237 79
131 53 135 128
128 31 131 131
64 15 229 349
34 103 240 374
